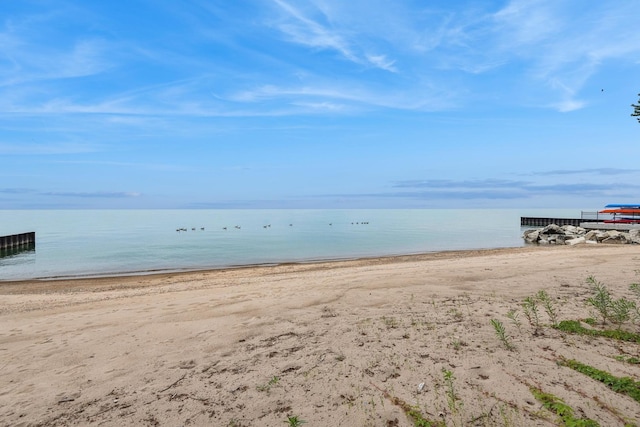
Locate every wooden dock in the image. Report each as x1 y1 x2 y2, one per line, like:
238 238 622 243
0 232 36 252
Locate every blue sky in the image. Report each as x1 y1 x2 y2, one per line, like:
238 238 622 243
1 0 639 209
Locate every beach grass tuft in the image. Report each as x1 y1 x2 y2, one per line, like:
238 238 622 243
491 319 515 351
522 296 541 335
284 415 306 426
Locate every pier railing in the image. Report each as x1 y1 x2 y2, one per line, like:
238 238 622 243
580 211 610 221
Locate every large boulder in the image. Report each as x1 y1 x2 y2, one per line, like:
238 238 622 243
523 224 639 245
601 231 629 244
546 234 564 244
523 229 540 243
585 230 605 242
541 224 564 235
562 225 585 236
565 236 586 246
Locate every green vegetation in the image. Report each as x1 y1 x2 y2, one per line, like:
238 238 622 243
586 276 613 324
257 376 280 393
555 320 640 342
284 415 306 426
630 283 640 298
491 318 515 351
537 290 559 327
372 383 445 427
272 276 640 426
583 277 639 329
519 289 561 333
442 368 464 425
482 279 640 424
632 93 640 123
559 359 640 403
610 297 636 329
530 387 599 426
407 406 442 427
382 316 400 329
522 296 541 334
615 355 640 364
552 277 640 340
506 308 522 334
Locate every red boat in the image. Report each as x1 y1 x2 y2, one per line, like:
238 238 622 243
603 219 640 224
599 208 640 214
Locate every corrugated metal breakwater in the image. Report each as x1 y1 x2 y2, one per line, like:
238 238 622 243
0 232 35 256
520 217 600 227
521 210 608 227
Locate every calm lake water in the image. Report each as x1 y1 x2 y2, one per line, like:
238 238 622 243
0 209 584 280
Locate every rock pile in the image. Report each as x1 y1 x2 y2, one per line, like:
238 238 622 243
523 224 640 245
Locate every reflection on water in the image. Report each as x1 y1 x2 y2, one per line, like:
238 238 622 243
0 243 35 259
0 244 36 273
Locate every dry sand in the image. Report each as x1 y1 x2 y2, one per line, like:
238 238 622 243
1 245 640 426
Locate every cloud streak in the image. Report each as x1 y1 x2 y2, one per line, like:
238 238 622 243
0 142 103 155
271 0 401 72
532 168 640 177
42 191 142 199
386 177 640 201
0 188 36 194
0 188 140 198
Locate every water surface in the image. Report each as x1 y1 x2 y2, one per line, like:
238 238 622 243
0 209 582 280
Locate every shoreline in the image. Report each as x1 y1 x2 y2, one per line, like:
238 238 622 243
0 243 529 284
3 243 640 425
3 244 544 290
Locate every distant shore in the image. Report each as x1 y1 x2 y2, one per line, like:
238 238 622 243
2 244 639 426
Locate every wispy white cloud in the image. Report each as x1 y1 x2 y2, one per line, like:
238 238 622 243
271 0 358 61
0 141 102 155
229 83 362 104
1 1 638 121
490 0 640 111
0 187 141 199
227 80 455 112
291 101 346 112
42 191 142 198
51 159 188 172
11 68 454 117
365 54 397 73
532 168 640 176
2 1 639 210
0 2 488 118
270 0 402 72
551 99 585 113
493 0 561 46
0 18 112 87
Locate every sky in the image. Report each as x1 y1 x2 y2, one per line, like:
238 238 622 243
1 0 639 209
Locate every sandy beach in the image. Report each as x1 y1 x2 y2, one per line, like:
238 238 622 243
2 244 640 426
